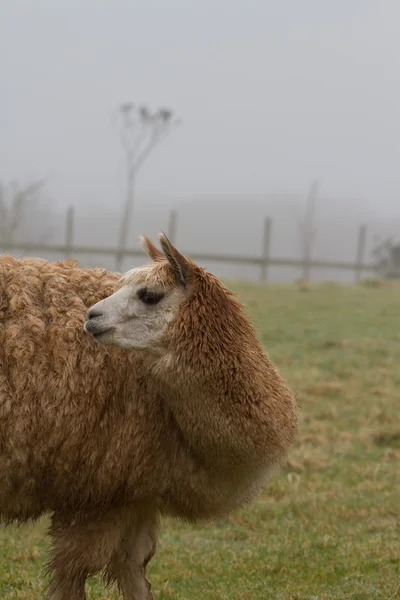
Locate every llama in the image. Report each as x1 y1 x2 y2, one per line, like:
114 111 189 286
0 234 298 599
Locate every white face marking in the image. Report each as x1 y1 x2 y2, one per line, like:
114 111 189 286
84 266 185 352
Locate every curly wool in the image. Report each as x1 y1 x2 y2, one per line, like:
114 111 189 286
0 253 298 525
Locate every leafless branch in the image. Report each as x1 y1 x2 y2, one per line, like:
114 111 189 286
297 180 319 280
115 102 180 271
135 120 180 174
0 179 46 244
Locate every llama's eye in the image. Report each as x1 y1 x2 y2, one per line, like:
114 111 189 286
137 289 165 306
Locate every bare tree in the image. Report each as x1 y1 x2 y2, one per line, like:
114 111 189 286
115 103 180 271
298 180 319 281
0 179 45 245
371 234 400 278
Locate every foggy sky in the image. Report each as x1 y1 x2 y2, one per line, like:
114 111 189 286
2 0 400 217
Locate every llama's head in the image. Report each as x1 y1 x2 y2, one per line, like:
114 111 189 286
84 233 200 352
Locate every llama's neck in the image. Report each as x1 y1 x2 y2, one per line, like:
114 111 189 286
153 299 297 471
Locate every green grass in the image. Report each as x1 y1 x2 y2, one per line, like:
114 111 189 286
1 281 400 599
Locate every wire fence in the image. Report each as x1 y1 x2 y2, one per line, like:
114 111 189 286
0 207 378 283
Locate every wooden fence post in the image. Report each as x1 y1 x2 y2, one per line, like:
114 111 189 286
355 224 367 283
167 209 178 245
260 217 272 283
65 205 75 259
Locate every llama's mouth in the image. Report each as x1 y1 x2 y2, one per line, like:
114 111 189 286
92 328 112 339
83 320 113 339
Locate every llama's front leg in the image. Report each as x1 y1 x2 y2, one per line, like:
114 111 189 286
46 576 86 600
106 512 159 600
46 513 123 600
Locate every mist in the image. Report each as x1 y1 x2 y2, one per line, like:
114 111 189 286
1 0 400 281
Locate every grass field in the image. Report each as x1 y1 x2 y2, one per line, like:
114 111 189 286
1 281 399 599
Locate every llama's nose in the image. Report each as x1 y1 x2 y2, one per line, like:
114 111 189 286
87 308 103 320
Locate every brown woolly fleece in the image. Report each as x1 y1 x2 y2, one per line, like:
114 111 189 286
0 250 298 599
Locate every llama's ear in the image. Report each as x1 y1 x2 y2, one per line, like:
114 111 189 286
140 236 164 262
158 232 192 287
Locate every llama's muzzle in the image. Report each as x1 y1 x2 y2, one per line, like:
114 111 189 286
83 309 112 338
